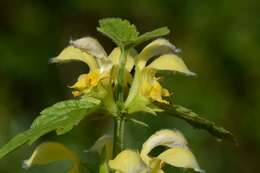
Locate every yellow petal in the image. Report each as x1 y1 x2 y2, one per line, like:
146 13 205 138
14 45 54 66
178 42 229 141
71 74 89 91
23 142 80 173
149 81 169 104
72 91 82 97
158 147 203 172
90 135 113 159
147 54 195 76
149 158 165 173
140 129 187 165
51 46 98 71
139 69 169 104
70 37 108 59
70 37 114 73
70 70 101 91
139 68 156 94
108 47 137 72
109 150 147 173
136 38 178 69
162 88 170 97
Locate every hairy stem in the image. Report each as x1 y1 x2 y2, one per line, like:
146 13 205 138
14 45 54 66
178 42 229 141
113 47 128 157
115 48 128 105
113 116 125 157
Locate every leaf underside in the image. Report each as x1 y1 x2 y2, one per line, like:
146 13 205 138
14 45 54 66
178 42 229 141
134 27 170 46
0 97 101 159
97 18 139 47
158 103 236 144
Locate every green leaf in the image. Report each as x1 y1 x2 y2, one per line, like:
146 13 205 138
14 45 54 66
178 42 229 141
134 27 170 46
97 18 170 48
158 103 236 144
0 97 101 159
97 18 139 47
23 142 80 173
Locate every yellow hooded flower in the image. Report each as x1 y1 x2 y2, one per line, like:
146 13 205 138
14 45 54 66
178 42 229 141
140 129 203 173
139 69 171 104
51 37 136 97
125 38 195 114
109 129 204 173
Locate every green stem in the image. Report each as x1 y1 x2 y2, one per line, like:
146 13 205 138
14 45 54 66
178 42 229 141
113 47 128 157
113 116 125 157
116 47 128 105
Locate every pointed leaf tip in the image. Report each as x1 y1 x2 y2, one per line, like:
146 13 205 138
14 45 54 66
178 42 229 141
134 27 170 46
0 98 101 159
158 103 236 144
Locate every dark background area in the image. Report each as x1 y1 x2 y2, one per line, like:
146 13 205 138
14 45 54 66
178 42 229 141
0 0 259 172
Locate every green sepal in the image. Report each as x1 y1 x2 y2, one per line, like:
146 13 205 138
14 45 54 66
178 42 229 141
158 103 236 144
126 94 163 115
0 97 101 159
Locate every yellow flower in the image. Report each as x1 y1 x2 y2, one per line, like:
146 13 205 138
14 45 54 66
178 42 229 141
51 37 136 97
109 129 204 173
125 38 195 114
139 69 171 104
109 150 147 173
51 37 195 115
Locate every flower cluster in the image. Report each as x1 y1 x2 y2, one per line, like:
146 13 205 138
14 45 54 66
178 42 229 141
24 129 203 173
109 129 203 173
52 37 195 115
0 18 235 173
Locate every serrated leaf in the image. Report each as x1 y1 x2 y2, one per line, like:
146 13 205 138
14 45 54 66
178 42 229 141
97 18 139 47
158 103 236 144
134 27 170 46
0 97 101 159
97 18 170 48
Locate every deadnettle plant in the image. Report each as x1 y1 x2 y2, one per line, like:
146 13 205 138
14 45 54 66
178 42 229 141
0 18 235 173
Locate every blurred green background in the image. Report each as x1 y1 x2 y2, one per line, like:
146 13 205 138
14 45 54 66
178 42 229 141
0 0 259 172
